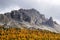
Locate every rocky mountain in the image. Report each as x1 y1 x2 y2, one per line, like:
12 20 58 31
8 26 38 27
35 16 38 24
0 8 60 33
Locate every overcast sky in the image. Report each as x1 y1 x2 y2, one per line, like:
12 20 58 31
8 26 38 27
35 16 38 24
0 0 60 24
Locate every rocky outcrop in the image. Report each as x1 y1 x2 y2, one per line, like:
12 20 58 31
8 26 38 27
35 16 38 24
3 8 47 26
46 17 54 26
0 8 58 27
0 14 9 24
0 8 60 33
42 17 54 26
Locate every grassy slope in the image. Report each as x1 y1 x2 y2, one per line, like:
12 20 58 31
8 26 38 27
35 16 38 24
0 26 60 40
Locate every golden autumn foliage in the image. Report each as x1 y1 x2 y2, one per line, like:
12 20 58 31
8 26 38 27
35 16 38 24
0 26 60 40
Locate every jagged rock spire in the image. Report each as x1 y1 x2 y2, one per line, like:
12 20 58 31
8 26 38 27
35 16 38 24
45 17 54 26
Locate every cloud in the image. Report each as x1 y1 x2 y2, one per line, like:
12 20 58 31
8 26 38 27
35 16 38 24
0 0 60 23
0 6 20 13
53 19 60 24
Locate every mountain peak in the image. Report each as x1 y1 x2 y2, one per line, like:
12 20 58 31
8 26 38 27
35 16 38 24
1 8 57 26
0 8 60 33
46 17 54 26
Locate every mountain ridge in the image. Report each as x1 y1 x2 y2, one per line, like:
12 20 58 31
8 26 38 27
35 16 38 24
0 8 60 33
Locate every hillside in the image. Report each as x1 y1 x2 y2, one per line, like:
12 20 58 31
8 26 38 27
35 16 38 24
0 25 60 40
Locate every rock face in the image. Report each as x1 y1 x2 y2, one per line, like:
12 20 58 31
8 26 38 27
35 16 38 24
0 8 60 33
0 8 56 26
4 9 47 25
0 14 9 24
42 17 54 26
46 17 54 26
